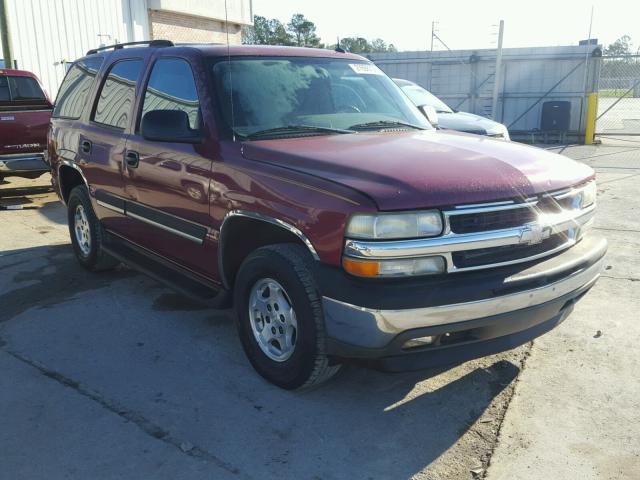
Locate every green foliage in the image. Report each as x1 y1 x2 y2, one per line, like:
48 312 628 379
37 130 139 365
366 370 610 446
242 15 294 46
336 37 398 54
604 35 633 56
242 14 396 52
288 14 322 47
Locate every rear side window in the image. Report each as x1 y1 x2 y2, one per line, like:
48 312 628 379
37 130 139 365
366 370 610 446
93 59 143 129
141 58 200 130
53 57 103 119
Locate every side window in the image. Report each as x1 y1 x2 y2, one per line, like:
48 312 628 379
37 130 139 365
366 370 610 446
141 58 200 130
52 57 103 119
93 59 143 129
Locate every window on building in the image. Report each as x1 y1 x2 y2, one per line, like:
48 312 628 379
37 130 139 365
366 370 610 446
53 57 103 119
141 58 200 130
93 59 143 129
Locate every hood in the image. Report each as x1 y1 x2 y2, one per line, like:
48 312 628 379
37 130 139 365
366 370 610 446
437 111 503 135
241 130 594 211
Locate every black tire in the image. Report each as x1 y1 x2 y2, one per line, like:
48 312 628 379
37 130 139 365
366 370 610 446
234 244 341 390
67 185 119 271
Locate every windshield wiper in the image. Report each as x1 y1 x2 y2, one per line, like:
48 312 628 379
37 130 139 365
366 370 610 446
348 120 426 131
243 125 355 140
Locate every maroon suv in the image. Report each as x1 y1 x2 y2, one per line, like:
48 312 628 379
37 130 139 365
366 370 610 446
48 42 606 389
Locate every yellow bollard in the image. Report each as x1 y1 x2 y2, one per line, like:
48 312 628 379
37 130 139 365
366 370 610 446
584 92 598 145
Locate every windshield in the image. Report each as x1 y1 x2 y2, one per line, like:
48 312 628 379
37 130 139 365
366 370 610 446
400 84 453 113
211 57 431 139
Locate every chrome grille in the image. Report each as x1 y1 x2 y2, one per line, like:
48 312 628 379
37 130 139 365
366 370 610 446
449 207 536 234
451 232 568 268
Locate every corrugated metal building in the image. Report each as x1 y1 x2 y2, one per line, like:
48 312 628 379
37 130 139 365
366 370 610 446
0 0 252 98
368 46 601 142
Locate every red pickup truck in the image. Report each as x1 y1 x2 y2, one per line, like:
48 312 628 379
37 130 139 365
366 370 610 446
0 68 52 182
48 42 606 389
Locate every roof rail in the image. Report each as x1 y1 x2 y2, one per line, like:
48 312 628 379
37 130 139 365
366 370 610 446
86 40 174 56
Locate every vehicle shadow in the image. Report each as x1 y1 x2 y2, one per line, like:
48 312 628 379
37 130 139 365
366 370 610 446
36 200 66 225
1 243 521 479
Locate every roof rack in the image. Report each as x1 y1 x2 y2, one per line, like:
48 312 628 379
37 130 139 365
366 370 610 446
86 40 174 56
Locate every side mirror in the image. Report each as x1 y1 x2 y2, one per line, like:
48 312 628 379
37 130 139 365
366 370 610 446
419 105 439 127
140 110 202 144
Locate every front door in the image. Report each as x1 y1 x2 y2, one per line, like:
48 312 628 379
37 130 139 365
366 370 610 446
122 57 214 278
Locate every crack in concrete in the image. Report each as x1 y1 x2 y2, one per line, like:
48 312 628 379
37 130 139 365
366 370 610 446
597 172 640 186
595 227 640 234
601 275 640 282
480 345 533 479
1 347 245 478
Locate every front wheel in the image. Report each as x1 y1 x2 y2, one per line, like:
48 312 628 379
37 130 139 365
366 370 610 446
234 244 341 390
67 186 118 271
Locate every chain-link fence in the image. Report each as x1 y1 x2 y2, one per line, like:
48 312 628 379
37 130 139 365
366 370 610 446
596 55 640 139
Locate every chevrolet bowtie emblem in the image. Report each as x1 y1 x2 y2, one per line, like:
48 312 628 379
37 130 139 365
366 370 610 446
519 224 550 245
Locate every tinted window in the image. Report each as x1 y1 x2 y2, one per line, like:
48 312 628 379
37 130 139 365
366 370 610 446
53 57 103 118
94 59 143 129
8 76 46 100
141 58 200 130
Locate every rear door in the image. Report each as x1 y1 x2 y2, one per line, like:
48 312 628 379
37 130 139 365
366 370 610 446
81 58 145 234
0 72 52 156
122 56 214 277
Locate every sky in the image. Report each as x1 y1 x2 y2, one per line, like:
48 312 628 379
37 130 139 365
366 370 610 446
251 0 640 52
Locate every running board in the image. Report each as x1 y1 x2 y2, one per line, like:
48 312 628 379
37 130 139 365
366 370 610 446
102 232 230 308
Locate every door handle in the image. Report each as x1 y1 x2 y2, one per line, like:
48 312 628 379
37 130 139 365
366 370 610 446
80 140 92 154
125 150 140 168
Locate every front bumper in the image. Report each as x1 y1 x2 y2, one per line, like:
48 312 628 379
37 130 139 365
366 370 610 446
320 234 606 371
0 152 48 177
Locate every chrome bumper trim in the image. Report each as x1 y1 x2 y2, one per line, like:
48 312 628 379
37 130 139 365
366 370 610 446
323 255 604 335
0 153 47 172
344 204 595 272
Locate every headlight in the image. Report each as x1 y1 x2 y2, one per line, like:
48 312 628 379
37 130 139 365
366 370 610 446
580 181 597 208
346 211 443 240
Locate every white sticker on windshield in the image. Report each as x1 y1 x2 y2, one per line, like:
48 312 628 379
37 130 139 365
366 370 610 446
349 63 383 75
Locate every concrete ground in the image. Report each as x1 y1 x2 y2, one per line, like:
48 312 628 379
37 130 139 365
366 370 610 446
0 143 638 479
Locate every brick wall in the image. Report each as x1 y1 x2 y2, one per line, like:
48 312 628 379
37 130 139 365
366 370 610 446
149 10 242 44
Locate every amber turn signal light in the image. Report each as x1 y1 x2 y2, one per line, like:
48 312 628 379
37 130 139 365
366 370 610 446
342 257 380 277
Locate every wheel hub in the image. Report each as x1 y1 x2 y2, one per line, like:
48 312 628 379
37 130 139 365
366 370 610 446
74 204 91 256
248 278 297 362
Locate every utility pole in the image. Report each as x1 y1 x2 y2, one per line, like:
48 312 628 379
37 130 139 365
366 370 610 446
0 0 14 68
430 21 434 51
491 20 504 121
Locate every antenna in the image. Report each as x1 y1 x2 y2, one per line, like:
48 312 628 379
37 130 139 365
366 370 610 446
224 0 236 142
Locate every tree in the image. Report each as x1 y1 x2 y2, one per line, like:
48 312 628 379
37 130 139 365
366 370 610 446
242 15 294 45
339 37 371 53
287 14 321 47
604 35 632 56
337 37 398 54
242 13 397 52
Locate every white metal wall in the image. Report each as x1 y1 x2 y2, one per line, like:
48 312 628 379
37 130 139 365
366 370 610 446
0 0 149 99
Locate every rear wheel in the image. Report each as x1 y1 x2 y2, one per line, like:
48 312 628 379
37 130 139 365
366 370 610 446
234 244 341 390
67 186 118 271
